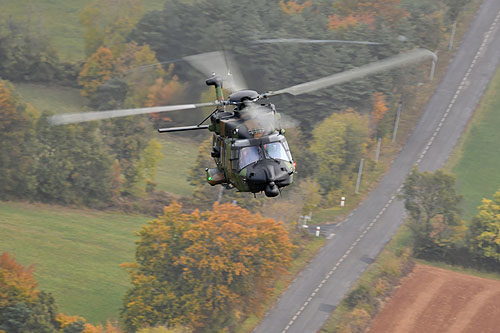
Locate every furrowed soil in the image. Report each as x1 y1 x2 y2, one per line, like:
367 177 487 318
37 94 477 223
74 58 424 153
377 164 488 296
368 264 500 333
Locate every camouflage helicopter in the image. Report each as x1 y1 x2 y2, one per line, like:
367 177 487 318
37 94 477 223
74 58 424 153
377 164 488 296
50 47 436 197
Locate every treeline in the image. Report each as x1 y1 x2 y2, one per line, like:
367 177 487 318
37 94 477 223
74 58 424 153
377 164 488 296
0 4 169 208
0 17 79 84
0 79 164 208
401 168 500 270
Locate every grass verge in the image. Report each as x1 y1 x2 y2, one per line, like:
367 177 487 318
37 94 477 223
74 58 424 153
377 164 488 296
0 201 148 324
415 258 500 281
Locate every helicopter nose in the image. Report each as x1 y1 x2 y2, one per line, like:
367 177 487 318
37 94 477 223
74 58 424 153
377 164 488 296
245 159 292 196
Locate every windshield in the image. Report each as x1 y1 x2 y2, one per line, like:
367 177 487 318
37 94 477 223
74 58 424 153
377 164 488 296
239 146 260 169
263 142 290 161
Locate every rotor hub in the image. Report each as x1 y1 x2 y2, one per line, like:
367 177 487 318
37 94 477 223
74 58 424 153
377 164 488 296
228 90 259 104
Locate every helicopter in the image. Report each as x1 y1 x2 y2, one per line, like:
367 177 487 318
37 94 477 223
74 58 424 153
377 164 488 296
50 47 436 197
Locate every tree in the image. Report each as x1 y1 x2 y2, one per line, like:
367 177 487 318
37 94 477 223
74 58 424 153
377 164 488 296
444 0 470 22
400 168 466 257
469 188 500 263
371 92 388 126
0 253 59 333
0 80 38 199
0 252 38 308
80 0 144 56
34 115 113 206
116 42 166 108
83 321 122 333
78 47 115 97
0 17 61 82
310 110 370 193
122 202 294 332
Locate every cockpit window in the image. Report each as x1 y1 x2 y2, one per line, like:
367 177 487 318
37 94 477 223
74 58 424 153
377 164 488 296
263 142 290 161
239 146 260 169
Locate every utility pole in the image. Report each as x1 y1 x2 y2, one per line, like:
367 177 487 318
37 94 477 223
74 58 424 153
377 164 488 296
355 158 364 194
430 58 437 81
449 20 457 51
392 102 402 142
375 137 382 162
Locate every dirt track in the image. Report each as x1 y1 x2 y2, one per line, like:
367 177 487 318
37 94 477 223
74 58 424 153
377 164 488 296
368 264 500 333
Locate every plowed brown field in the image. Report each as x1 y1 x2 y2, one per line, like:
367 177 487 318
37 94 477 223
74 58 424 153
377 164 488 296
368 264 500 333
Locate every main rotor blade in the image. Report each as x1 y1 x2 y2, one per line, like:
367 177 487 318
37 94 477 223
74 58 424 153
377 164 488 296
253 38 383 45
158 125 209 133
49 102 219 125
266 48 437 97
183 51 247 93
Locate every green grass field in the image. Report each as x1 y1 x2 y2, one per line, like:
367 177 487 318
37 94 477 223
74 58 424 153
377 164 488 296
0 201 149 323
1 0 165 62
447 65 500 221
15 83 88 114
156 133 204 197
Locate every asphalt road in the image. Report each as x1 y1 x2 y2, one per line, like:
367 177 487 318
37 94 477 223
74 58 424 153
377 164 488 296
255 1 500 332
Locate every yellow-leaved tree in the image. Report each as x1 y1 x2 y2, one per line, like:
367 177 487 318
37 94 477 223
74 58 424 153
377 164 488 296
470 188 500 263
310 110 370 194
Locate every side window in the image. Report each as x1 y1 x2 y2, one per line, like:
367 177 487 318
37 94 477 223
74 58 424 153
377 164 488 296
239 146 260 169
231 149 240 170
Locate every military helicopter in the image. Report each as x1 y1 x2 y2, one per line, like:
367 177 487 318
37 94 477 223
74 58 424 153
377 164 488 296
50 48 436 197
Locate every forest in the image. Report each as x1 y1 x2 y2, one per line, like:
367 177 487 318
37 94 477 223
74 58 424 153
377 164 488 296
2 0 492 332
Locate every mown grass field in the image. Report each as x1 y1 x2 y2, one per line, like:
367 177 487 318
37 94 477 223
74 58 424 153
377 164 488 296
1 0 165 62
16 83 88 115
0 201 149 323
447 64 500 221
157 133 205 197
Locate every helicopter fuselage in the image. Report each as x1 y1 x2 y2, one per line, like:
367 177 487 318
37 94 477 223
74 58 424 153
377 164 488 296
205 98 295 197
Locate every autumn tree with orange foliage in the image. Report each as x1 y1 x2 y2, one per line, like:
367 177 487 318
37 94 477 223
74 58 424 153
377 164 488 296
78 47 115 97
145 67 186 124
371 92 389 125
0 252 62 332
0 252 38 308
122 202 294 332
